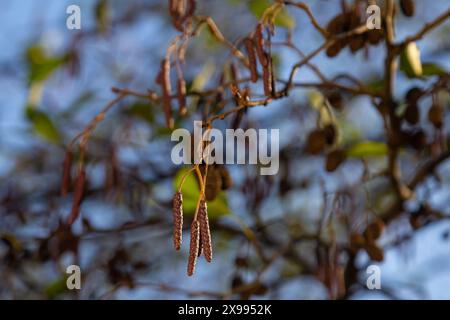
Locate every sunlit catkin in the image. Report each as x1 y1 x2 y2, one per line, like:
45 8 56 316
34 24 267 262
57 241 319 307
198 199 212 262
173 191 183 250
187 220 200 276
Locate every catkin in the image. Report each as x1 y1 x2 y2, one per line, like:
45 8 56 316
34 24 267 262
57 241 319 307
198 199 212 262
61 150 73 196
177 78 187 116
262 53 272 97
68 169 86 226
187 220 200 276
244 37 258 83
173 191 183 250
161 59 174 129
254 24 268 67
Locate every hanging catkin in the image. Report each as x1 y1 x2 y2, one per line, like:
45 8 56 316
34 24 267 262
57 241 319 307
61 150 73 196
68 169 86 226
187 220 200 276
198 199 212 262
172 191 183 250
244 37 258 83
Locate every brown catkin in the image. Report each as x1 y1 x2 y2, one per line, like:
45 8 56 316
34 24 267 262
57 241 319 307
161 59 174 129
244 37 258 83
61 150 73 196
262 53 272 97
173 191 183 250
198 199 212 262
187 220 200 276
68 169 86 226
254 23 268 67
177 78 187 116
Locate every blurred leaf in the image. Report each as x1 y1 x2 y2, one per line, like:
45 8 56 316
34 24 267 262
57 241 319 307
26 106 61 144
421 63 448 77
26 45 67 83
248 0 295 29
400 42 422 78
44 275 69 299
126 102 154 123
366 78 385 93
95 0 109 34
347 141 388 157
173 167 230 219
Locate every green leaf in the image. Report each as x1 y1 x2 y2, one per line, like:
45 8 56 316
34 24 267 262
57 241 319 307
26 106 61 144
400 42 422 78
421 63 448 77
126 102 154 123
173 167 230 219
248 0 295 29
346 141 388 157
44 275 69 299
26 45 67 83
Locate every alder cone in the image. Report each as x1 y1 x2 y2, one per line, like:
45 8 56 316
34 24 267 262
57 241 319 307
406 87 423 103
404 102 419 125
364 219 385 242
217 165 232 190
306 129 326 154
326 91 343 111
326 14 346 36
349 35 366 53
350 233 366 249
400 0 415 17
326 149 346 172
323 124 337 146
367 29 383 45
326 40 345 58
366 243 384 262
204 166 222 201
428 103 443 129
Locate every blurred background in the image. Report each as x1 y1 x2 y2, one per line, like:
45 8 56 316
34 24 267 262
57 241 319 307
0 0 450 299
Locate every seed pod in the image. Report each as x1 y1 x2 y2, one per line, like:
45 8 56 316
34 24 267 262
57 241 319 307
254 23 268 67
326 14 346 36
326 149 346 172
326 40 345 58
350 233 366 249
177 78 187 116
365 243 384 262
367 29 383 45
198 199 212 262
68 169 86 226
349 35 366 53
244 37 258 83
218 165 232 190
61 150 73 196
173 191 183 250
204 166 222 201
306 129 326 154
187 220 200 276
326 91 343 111
406 87 423 103
410 129 427 150
400 0 415 17
428 103 443 129
323 124 337 145
404 102 419 125
364 219 385 242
